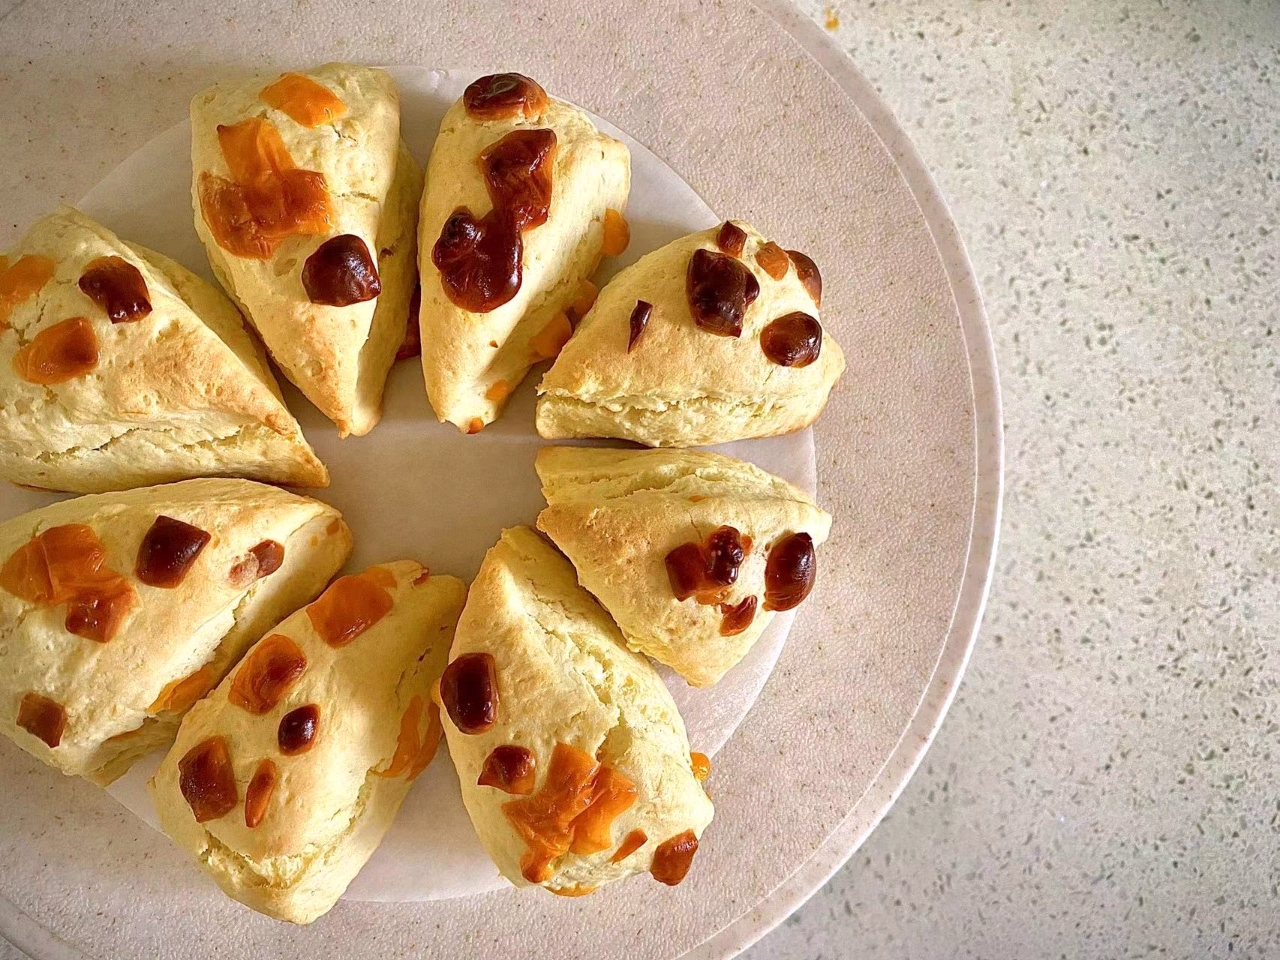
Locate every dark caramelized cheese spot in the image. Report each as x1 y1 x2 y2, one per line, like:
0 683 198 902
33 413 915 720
302 234 381 306
755 241 790 280
665 526 747 604
13 317 99 385
478 744 537 795
439 652 499 734
502 742 635 883
178 736 237 822
244 758 278 828
228 539 285 588
719 595 757 636
260 73 347 127
198 117 333 259
610 828 648 863
278 703 320 755
78 256 152 323
229 633 307 715
0 254 56 327
135 516 211 588
306 570 394 647
17 692 66 748
651 830 699 885
0 523 136 644
686 248 759 337
463 73 549 121
715 221 747 258
763 532 817 611
761 312 823 367
482 129 557 231
787 250 822 306
627 299 652 353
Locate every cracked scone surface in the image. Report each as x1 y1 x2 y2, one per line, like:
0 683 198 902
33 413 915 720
0 479 351 784
537 221 845 446
191 63 423 437
535 447 833 687
150 560 465 924
417 90 630 430
440 526 713 894
0 206 327 492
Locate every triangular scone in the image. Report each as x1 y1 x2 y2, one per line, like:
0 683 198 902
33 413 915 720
417 73 631 432
0 479 351 785
438 527 713 895
535 447 833 687
537 220 846 446
0 206 327 492
150 561 465 924
192 63 423 437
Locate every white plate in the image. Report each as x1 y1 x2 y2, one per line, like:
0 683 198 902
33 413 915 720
0 0 1001 956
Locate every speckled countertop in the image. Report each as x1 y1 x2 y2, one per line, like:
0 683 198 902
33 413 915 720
2 1 1278 958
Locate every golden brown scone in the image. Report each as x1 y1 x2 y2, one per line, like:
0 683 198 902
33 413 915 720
150 561 465 924
417 73 630 432
437 526 713 895
0 479 351 785
535 447 832 687
0 206 327 492
537 220 845 446
191 63 422 437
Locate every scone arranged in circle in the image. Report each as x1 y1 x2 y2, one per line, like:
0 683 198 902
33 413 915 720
0 479 350 785
150 560 465 924
535 447 832 687
537 220 845 446
0 206 326 493
418 73 631 433
437 526 713 896
192 63 423 437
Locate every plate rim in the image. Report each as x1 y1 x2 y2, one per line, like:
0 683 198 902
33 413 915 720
682 3 1004 956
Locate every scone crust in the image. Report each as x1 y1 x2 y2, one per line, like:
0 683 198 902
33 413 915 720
0 206 327 492
191 63 422 437
417 92 631 430
535 446 833 687
440 526 713 893
149 561 466 924
0 479 351 783
536 221 846 446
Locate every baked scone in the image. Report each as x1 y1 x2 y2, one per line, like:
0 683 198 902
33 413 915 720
150 561 465 924
437 526 713 895
535 447 832 687
537 220 846 446
0 206 327 492
0 479 351 785
417 73 631 433
192 63 423 437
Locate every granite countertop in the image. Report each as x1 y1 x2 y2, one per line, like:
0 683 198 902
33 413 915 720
3 1 1278 957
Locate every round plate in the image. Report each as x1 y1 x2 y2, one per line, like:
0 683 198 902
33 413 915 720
0 1 1001 957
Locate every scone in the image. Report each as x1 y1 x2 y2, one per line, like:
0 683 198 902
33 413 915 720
537 220 846 446
0 479 351 785
192 63 423 436
535 447 832 687
150 561 465 924
417 73 631 433
0 206 326 492
437 526 713 895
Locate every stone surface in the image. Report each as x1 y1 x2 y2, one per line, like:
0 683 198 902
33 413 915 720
749 0 1280 958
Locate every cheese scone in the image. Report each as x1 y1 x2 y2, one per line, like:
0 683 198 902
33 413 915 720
150 561 465 924
537 220 846 446
418 73 631 433
192 63 422 437
0 479 351 785
535 447 832 687
438 526 713 896
0 206 326 492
